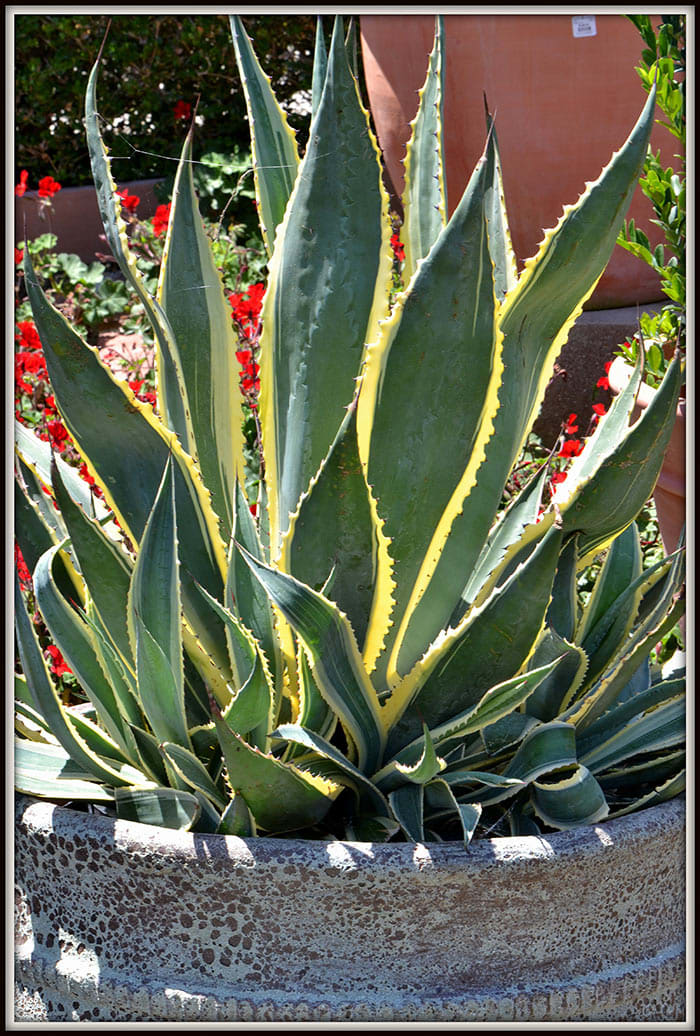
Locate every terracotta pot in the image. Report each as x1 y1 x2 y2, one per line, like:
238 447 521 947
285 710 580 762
608 356 686 557
360 14 677 310
14 794 686 1022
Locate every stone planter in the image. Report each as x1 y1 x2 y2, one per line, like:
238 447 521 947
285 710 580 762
14 794 686 1023
360 13 677 310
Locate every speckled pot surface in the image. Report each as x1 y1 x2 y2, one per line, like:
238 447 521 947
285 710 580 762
14 794 686 1023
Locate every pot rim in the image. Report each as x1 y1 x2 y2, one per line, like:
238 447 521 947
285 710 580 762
14 791 686 871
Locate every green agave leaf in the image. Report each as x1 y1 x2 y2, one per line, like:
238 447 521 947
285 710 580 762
460 721 578 809
15 419 106 519
457 464 549 620
556 352 682 555
531 765 609 829
14 471 79 608
222 651 272 744
400 14 447 282
212 710 340 834
33 543 138 756
296 646 336 742
158 130 246 541
605 769 685 820
393 84 657 681
85 60 193 447
362 137 500 686
386 659 561 772
524 628 588 722
578 686 685 774
127 457 190 748
384 526 563 755
545 534 580 642
15 469 62 570
114 787 201 831
15 738 116 802
160 741 228 812
50 454 133 667
85 61 192 449
270 723 389 816
563 547 685 731
217 794 256 836
311 16 328 117
482 98 518 302
597 749 685 791
226 480 282 702
281 400 377 652
193 577 273 745
23 246 229 676
388 783 424 843
15 570 140 789
237 545 385 773
375 725 445 793
65 707 135 767
230 14 300 254
577 520 642 644
15 698 57 743
480 712 540 757
424 779 482 847
257 15 390 555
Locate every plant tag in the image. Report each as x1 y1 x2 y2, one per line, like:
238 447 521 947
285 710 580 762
572 16 597 38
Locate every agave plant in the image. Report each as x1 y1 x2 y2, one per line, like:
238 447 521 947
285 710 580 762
14 16 685 844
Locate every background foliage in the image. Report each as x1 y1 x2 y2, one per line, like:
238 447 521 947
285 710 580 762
15 14 320 186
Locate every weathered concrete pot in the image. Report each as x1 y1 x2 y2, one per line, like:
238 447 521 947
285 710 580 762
15 794 686 1023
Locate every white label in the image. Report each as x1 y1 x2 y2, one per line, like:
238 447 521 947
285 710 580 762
572 15 597 38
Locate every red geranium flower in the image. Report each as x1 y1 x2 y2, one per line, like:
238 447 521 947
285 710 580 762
37 175 62 198
15 543 32 591
563 412 578 435
558 438 583 458
152 203 171 237
117 188 140 214
45 644 72 678
550 470 568 485
174 100 192 121
47 420 70 449
592 403 607 416
15 320 43 351
15 170 29 196
390 232 405 263
15 247 24 265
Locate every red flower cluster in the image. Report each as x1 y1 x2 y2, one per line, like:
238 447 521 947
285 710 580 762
16 171 62 199
390 232 405 263
14 319 74 455
117 188 140 214
128 379 157 407
174 100 192 121
15 247 24 265
596 360 613 392
38 175 62 199
45 644 73 678
152 203 171 237
229 283 265 406
15 543 32 592
229 283 265 337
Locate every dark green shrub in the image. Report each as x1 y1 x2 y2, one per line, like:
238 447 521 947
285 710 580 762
15 13 320 187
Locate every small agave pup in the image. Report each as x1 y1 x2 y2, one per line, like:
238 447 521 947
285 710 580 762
15 16 685 845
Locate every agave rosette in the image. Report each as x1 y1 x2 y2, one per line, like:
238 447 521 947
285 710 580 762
14 16 684 843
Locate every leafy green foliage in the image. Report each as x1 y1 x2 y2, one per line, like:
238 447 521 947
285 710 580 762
15 14 319 187
617 15 685 388
14 16 684 843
